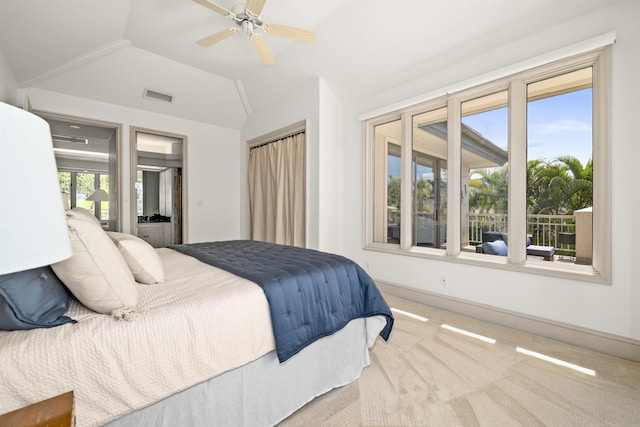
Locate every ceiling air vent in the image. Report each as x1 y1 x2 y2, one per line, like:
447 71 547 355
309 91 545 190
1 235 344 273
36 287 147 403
143 88 174 103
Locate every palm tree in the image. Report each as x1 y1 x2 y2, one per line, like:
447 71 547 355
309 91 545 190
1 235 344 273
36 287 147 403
552 155 593 213
414 178 432 214
527 156 592 215
469 166 508 214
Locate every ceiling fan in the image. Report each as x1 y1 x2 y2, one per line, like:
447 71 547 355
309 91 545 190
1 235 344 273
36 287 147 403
193 0 316 65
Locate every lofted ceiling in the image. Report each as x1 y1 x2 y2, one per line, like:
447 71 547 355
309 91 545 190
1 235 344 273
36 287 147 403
0 0 616 130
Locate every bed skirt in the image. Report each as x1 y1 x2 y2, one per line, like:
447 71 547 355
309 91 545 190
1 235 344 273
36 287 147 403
106 316 383 427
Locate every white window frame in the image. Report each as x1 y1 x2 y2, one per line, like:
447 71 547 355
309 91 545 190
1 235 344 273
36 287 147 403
363 47 611 284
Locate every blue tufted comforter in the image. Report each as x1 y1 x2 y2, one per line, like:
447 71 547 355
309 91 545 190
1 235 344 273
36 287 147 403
169 240 393 362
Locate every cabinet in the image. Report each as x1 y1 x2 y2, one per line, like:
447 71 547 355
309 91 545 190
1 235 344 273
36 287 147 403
138 222 172 247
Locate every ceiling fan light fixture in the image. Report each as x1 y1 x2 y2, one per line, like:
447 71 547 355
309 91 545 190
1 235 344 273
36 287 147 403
193 0 315 66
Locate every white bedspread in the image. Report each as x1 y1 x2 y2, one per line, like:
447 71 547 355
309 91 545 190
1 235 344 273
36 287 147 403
0 248 276 427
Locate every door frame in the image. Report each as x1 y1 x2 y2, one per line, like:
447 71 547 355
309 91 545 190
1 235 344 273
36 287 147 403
34 109 123 231
129 126 188 243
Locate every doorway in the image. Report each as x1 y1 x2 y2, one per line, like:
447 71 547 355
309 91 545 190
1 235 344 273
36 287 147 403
130 128 186 247
39 112 122 231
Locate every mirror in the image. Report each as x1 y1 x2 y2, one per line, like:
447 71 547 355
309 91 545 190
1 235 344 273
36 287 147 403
133 130 184 247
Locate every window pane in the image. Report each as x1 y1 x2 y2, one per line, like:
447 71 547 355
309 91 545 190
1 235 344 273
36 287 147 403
50 119 118 230
76 172 96 211
100 174 110 221
136 170 144 216
58 172 71 209
461 91 509 254
412 107 447 249
373 119 402 244
527 67 593 265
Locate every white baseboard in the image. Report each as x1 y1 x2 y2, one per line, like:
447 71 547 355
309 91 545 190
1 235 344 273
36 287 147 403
376 280 640 363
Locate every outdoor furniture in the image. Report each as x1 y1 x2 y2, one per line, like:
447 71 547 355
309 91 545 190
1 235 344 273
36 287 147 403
526 245 555 261
557 231 576 261
558 232 576 246
476 231 555 261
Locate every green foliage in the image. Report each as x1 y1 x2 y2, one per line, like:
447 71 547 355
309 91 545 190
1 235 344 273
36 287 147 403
468 166 508 213
388 175 401 209
469 156 593 215
527 156 592 214
415 178 432 213
58 172 71 193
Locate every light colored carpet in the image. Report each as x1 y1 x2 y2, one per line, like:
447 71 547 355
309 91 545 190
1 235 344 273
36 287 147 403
279 294 640 426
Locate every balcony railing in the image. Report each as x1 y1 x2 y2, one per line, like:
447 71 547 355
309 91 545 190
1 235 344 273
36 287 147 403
468 213 577 258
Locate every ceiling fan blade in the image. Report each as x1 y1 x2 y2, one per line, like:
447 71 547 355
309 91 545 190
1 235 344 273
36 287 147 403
192 0 233 18
246 0 267 16
196 28 238 47
250 35 275 65
264 23 315 43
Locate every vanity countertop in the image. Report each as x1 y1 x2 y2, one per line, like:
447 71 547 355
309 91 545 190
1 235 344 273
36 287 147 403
138 215 171 223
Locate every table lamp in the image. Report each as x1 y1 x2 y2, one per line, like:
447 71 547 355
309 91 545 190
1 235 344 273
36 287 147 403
0 102 72 275
87 188 109 219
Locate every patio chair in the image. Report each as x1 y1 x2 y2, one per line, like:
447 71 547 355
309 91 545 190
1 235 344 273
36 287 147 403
476 231 555 261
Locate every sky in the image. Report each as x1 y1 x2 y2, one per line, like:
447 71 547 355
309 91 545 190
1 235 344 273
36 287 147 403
386 88 593 179
463 88 593 166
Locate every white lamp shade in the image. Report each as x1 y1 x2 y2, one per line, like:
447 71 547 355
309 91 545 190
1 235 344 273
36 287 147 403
87 188 109 201
0 102 72 275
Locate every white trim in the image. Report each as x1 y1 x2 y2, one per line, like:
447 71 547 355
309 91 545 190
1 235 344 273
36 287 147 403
508 79 528 264
234 79 252 117
358 32 616 121
447 97 461 256
400 112 412 250
591 47 612 283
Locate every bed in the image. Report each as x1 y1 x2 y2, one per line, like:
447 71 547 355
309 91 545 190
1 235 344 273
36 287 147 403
0 208 393 426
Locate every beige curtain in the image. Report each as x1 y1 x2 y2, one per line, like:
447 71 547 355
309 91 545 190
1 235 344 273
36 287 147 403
249 132 305 246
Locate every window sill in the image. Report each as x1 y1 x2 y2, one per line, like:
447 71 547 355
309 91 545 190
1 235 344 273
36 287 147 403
364 243 607 285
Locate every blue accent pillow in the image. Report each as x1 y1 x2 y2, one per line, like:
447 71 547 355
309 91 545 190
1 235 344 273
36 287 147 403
0 266 76 330
483 239 508 256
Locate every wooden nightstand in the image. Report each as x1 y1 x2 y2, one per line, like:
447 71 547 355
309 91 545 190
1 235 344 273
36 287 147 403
0 391 73 427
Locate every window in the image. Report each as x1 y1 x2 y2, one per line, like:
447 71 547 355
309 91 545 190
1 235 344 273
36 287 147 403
57 171 110 221
412 107 448 249
371 118 402 244
526 68 593 264
364 48 610 282
461 91 509 254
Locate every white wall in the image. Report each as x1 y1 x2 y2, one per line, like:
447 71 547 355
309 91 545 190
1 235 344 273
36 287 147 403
0 49 17 105
341 1 640 341
22 88 242 243
317 78 345 255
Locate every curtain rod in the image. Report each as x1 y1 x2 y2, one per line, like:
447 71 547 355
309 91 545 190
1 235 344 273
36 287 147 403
249 129 306 150
246 119 306 148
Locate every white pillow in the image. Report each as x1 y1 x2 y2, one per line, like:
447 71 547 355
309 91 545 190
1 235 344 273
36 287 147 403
69 206 102 227
107 232 165 284
52 212 138 318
